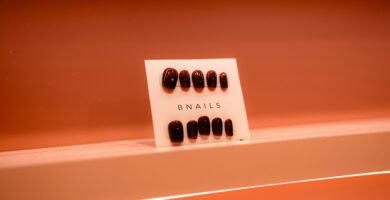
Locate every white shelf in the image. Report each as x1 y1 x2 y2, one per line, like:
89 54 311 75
1 118 390 199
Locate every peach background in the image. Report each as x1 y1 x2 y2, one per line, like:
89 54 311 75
1 1 390 151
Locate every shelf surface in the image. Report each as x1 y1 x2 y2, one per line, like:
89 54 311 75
173 172 390 200
0 118 389 199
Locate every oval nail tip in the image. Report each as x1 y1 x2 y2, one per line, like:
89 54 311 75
206 70 217 88
168 120 184 143
225 119 234 136
192 70 205 88
179 70 191 88
198 116 210 135
187 120 198 139
212 118 223 136
219 72 228 89
162 68 178 90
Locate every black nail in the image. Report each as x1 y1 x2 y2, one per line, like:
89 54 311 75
192 70 205 88
225 119 233 136
168 120 184 143
162 68 178 89
198 116 210 135
206 70 217 88
187 120 198 139
219 72 228 89
179 70 191 88
212 118 223 136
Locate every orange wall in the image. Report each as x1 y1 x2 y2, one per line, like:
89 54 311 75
1 1 390 151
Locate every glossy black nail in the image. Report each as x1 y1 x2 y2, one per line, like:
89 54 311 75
219 72 228 89
168 120 184 143
187 120 198 139
192 70 205 88
206 70 217 88
212 118 223 136
162 68 178 89
225 119 233 136
198 116 210 135
179 70 191 88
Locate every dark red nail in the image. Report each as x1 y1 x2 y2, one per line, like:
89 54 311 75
168 120 184 143
187 120 198 139
219 72 228 89
206 70 217 88
212 118 223 136
192 70 205 88
179 70 191 88
225 119 233 136
198 116 210 135
162 68 178 89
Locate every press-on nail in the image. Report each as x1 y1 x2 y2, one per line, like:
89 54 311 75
212 118 223 136
219 72 228 89
179 70 191 88
168 120 184 143
162 68 178 89
192 70 205 88
225 119 233 136
198 116 210 135
187 120 198 139
206 70 217 88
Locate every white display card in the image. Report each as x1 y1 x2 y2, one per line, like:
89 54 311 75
145 58 250 147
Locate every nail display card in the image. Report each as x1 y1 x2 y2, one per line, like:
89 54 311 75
145 58 250 148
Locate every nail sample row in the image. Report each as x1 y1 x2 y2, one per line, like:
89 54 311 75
162 68 228 90
168 117 233 143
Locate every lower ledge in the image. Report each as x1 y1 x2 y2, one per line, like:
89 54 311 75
0 118 389 199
